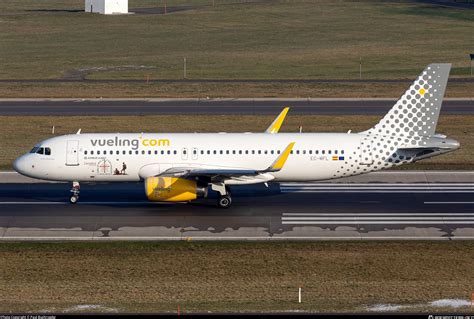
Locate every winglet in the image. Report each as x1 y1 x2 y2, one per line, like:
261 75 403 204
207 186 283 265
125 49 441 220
265 142 295 172
265 107 289 134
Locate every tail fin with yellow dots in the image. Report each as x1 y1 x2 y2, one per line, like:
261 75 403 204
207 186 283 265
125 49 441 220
363 63 451 137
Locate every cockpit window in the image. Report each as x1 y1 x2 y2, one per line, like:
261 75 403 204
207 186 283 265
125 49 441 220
45 147 51 155
36 147 44 155
30 147 40 153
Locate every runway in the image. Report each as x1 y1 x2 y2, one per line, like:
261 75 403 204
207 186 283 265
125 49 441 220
1 181 473 241
0 98 472 115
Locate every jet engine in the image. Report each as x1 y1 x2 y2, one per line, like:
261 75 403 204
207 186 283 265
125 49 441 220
144 177 207 202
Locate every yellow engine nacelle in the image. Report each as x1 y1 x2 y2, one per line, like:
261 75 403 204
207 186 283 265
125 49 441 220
145 177 207 202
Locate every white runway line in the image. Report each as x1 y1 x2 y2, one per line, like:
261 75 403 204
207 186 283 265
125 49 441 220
282 221 474 224
283 213 474 216
281 190 474 193
281 212 474 225
0 201 166 205
0 202 66 205
424 202 474 204
279 183 474 186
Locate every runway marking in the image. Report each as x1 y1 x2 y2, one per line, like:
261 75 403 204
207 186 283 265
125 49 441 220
282 217 474 220
281 190 474 193
282 221 474 225
0 201 174 205
281 213 474 225
283 213 474 216
424 202 474 204
280 183 474 186
0 202 66 205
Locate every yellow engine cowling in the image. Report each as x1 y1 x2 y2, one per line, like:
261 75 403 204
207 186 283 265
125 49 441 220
145 177 206 202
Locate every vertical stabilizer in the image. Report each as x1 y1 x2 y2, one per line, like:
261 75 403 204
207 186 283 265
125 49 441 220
365 64 451 137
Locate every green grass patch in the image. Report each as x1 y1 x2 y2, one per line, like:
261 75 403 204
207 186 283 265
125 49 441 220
1 241 474 312
0 0 472 82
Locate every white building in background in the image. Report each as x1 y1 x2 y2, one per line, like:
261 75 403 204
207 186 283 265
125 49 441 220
85 0 128 15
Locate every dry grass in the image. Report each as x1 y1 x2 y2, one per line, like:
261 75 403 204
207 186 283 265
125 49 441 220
0 114 472 170
0 81 472 98
0 0 472 97
1 241 474 313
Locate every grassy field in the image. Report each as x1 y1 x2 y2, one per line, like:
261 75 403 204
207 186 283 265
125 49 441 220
0 0 472 97
1 241 474 313
0 81 472 99
0 114 472 170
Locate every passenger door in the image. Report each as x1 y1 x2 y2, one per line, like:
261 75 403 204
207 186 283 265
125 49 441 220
66 140 79 166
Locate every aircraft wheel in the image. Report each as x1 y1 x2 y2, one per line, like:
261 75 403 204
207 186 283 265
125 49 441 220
217 195 232 208
69 195 79 204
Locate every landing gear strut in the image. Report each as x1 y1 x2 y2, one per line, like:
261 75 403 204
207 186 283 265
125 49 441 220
212 183 232 208
69 181 80 204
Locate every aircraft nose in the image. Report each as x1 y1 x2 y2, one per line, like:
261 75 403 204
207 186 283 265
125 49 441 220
13 155 28 176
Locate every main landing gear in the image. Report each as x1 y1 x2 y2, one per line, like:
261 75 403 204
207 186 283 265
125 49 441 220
212 183 232 208
69 181 80 204
218 195 232 209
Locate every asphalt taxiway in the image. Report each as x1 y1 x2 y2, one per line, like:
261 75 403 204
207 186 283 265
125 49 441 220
0 98 472 115
0 173 473 241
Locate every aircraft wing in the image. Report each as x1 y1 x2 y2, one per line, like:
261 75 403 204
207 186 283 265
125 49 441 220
157 142 295 179
265 107 289 133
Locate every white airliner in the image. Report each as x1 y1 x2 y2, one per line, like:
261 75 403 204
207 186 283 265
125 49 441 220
14 64 459 208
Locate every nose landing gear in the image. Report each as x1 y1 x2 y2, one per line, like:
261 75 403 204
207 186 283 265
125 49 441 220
69 181 80 204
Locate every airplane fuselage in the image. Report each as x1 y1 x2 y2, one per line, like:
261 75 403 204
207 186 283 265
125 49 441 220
13 132 457 183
